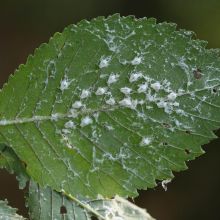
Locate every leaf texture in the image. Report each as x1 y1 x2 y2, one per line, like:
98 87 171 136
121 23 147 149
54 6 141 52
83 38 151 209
27 181 154 220
0 145 29 189
0 147 154 220
0 14 220 198
0 200 25 220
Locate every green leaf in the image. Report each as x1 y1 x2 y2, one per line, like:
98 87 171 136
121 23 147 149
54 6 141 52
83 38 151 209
0 14 220 199
27 180 154 220
0 200 25 220
0 144 29 189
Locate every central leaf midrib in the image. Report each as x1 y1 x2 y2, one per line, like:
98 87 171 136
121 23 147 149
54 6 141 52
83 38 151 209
0 106 116 126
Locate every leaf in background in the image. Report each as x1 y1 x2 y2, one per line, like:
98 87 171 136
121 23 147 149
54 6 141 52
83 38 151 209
0 200 25 220
0 14 220 199
0 144 29 189
27 180 154 220
0 146 153 220
0 143 153 220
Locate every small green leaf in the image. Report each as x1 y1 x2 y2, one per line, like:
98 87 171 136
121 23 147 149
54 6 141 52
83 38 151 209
0 200 25 220
0 145 29 189
27 180 154 220
0 14 220 199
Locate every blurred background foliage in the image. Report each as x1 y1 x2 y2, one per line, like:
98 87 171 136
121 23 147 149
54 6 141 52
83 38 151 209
0 1 220 219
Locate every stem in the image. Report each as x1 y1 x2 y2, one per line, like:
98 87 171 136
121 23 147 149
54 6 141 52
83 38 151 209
61 190 106 220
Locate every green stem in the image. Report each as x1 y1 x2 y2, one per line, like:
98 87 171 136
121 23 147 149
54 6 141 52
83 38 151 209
61 190 106 220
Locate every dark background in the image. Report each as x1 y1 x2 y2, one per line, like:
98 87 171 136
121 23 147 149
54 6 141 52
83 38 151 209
0 1 220 219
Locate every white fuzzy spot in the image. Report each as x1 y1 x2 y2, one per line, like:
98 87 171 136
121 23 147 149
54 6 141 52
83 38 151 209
103 122 114 131
131 56 142 65
65 121 75 129
105 125 114 131
100 74 108 79
107 73 119 85
80 116 93 127
140 137 152 146
129 72 143 82
0 120 7 125
177 88 185 95
93 112 99 121
120 87 132 95
68 109 79 118
119 98 137 109
105 98 116 105
162 179 172 191
176 109 186 116
72 101 82 109
51 113 59 121
157 100 167 109
172 102 179 107
95 87 107 96
164 106 173 114
178 56 189 72
146 92 156 102
151 82 161 92
156 99 173 114
137 82 148 93
112 217 123 220
167 92 177 101
99 56 111 68
175 120 182 127
62 129 71 134
119 98 132 107
80 89 90 99
60 79 71 91
138 99 145 105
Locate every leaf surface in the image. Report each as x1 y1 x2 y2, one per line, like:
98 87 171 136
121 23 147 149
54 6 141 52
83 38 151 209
27 181 154 220
0 144 29 189
0 200 25 220
0 147 153 220
0 14 220 198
